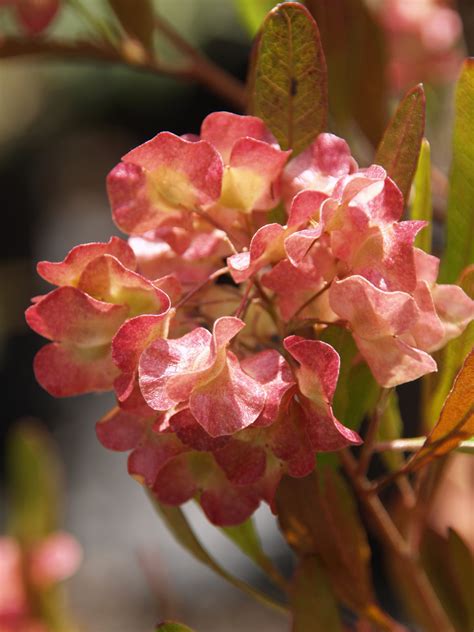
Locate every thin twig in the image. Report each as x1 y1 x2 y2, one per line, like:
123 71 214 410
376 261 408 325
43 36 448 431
339 450 455 632
174 266 229 309
154 14 247 109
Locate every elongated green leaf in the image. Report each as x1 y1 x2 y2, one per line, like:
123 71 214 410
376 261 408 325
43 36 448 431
375 84 425 202
320 327 379 429
440 59 474 282
306 0 389 146
411 138 433 252
423 265 474 425
221 518 263 563
221 518 286 589
7 421 61 544
276 469 373 612
108 0 155 52
150 498 288 614
291 556 343 632
377 392 404 471
156 623 195 632
249 2 328 154
235 0 277 36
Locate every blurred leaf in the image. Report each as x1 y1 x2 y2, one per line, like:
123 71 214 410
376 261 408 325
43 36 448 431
377 392 403 471
320 327 379 429
447 528 474 627
221 518 263 563
408 350 474 471
305 0 388 146
235 0 277 37
411 139 433 252
291 556 343 632
7 421 61 544
276 469 373 612
420 528 474 632
107 0 154 52
248 2 328 154
150 498 288 613
375 84 425 202
156 623 195 632
423 265 474 426
440 59 474 283
221 518 287 590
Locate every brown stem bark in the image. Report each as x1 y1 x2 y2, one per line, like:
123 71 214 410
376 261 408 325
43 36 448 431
339 450 455 632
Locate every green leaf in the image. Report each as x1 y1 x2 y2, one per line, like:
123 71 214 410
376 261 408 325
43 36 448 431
305 0 389 146
423 265 474 426
107 0 155 52
235 0 278 37
150 497 288 614
221 518 287 590
377 392 404 471
320 327 379 429
249 2 328 154
7 421 61 544
156 623 195 632
291 556 343 632
440 59 474 283
375 84 426 202
276 469 373 613
410 138 433 252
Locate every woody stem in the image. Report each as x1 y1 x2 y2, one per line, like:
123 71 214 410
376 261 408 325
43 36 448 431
339 450 454 632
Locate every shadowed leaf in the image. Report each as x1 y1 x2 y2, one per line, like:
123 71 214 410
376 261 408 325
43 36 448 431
320 327 379 429
305 0 389 146
411 139 433 252
420 528 474 632
375 84 425 202
276 469 373 612
291 556 343 632
377 392 404 471
440 59 474 283
249 2 328 154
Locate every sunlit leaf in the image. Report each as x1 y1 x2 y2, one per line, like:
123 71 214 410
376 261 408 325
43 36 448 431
411 138 433 252
235 0 277 37
150 497 288 614
409 350 474 470
375 84 425 202
107 0 155 52
440 59 474 283
7 420 61 544
276 469 373 612
291 556 343 632
305 0 389 146
156 623 195 632
249 2 328 154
